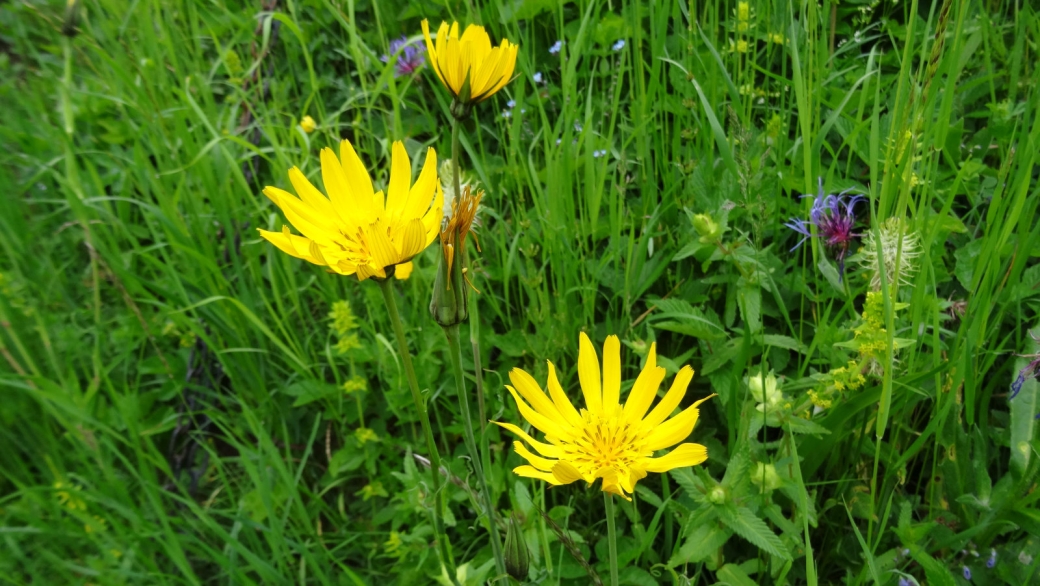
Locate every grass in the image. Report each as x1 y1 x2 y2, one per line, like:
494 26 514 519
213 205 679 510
1 0 1039 584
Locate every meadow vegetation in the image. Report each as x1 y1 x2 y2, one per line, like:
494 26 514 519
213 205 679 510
1 0 1039 584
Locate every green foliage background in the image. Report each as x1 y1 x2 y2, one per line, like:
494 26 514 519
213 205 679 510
1 0 1038 584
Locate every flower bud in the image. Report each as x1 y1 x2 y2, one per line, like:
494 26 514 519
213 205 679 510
504 514 530 581
748 372 780 405
300 115 316 133
429 239 468 327
62 0 81 38
750 462 782 492
692 213 721 243
708 485 727 504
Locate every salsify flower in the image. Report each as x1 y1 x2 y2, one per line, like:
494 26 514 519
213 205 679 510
785 178 865 278
421 20 518 109
381 36 426 77
494 333 714 499
258 140 443 281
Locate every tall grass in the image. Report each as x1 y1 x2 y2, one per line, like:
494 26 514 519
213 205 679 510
1 0 1038 584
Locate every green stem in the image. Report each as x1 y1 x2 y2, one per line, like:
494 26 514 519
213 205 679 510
377 279 458 585
604 492 619 586
444 324 506 577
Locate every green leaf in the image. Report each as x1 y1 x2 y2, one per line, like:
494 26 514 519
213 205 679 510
716 504 791 560
737 284 762 334
282 380 341 407
715 563 760 586
668 524 731 567
761 334 808 354
1010 326 1040 477
650 298 727 339
817 258 845 293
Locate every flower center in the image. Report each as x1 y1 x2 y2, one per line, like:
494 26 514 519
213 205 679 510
562 407 648 478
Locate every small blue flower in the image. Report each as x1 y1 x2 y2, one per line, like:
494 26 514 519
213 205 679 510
533 71 544 84
1010 352 1040 400
612 39 626 51
502 110 512 119
784 178 865 279
555 138 562 145
898 578 911 586
962 566 972 581
549 40 563 55
380 36 426 77
987 549 997 569
574 122 582 132
593 149 607 158
506 99 516 109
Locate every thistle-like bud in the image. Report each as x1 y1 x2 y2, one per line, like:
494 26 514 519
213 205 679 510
429 186 482 328
692 213 721 243
504 514 530 581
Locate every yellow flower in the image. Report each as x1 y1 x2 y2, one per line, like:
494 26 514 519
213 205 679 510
300 115 316 133
421 20 518 105
494 333 714 500
258 141 443 281
735 39 749 53
737 1 750 21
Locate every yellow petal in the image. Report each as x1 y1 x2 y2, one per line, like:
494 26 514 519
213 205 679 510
546 360 584 427
422 183 445 247
642 443 708 473
355 263 386 282
514 465 562 485
513 442 555 471
577 332 602 415
504 385 572 440
421 20 446 87
477 41 517 102
263 186 337 243
394 261 413 280
644 395 715 451
622 343 663 421
385 141 411 222
492 421 561 458
601 335 621 413
258 227 321 265
337 140 377 222
394 218 427 261
640 366 695 428
551 461 584 485
402 147 438 223
287 167 341 226
362 220 400 269
509 368 568 427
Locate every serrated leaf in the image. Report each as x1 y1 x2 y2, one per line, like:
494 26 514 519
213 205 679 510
907 544 957 586
761 334 808 354
668 524 731 567
716 505 791 560
737 284 762 334
715 563 760 586
650 298 727 339
785 416 832 436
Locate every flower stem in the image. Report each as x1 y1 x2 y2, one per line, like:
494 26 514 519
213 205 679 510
444 324 506 577
377 278 458 584
604 492 619 586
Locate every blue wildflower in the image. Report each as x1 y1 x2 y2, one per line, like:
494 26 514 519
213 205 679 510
555 138 562 145
784 178 865 278
533 71 544 83
502 110 512 119
549 40 563 55
612 39 626 51
593 149 607 158
987 549 997 569
506 99 516 109
962 566 972 581
380 36 425 77
1010 341 1040 400
574 122 582 132
898 578 911 586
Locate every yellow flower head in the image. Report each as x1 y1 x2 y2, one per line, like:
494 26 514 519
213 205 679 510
494 333 714 500
421 20 518 105
300 115 316 133
259 141 443 281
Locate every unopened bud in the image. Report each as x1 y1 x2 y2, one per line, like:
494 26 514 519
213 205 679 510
750 462 782 492
708 485 727 504
692 213 721 243
504 514 530 581
62 0 81 38
429 241 468 327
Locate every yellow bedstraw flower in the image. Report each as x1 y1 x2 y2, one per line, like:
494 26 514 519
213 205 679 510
421 20 518 116
494 333 714 500
258 141 443 281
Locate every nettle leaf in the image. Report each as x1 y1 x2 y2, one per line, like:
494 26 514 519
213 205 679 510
667 523 731 567
736 283 762 334
785 416 831 436
715 563 759 586
716 504 791 560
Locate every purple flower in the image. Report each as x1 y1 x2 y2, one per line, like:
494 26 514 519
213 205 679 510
987 549 997 569
381 37 425 77
962 565 972 581
898 578 911 586
784 178 865 278
1010 356 1040 400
